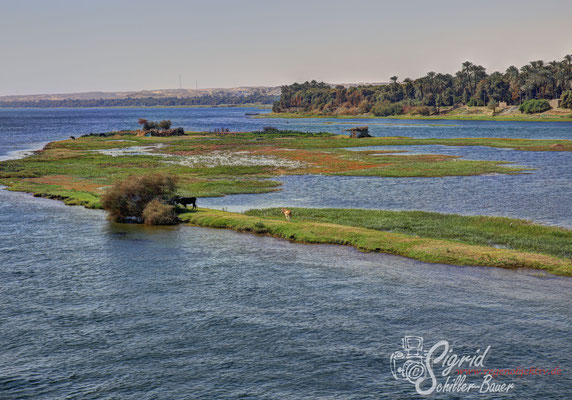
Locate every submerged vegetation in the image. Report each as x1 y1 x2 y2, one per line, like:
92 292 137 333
180 208 572 276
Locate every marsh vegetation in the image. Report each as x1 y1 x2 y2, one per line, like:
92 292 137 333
180 208 572 276
1 127 571 273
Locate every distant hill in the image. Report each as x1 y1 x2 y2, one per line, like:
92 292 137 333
0 86 281 108
0 86 281 102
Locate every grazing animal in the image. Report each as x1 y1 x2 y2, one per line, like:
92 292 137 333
172 196 197 210
281 208 292 221
70 136 76 140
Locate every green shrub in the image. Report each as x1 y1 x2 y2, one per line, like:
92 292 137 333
411 106 432 116
142 199 178 226
561 91 572 109
372 103 403 117
519 99 551 114
158 120 172 130
101 173 178 223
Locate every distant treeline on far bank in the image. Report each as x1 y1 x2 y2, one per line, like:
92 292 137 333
0 92 279 108
273 54 572 116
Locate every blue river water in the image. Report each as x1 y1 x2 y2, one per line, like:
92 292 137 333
0 107 571 399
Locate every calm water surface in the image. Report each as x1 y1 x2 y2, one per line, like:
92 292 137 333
1 108 571 399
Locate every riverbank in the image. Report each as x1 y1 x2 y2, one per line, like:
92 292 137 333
179 208 572 276
259 111 572 122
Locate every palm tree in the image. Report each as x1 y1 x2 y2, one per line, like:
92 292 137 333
521 61 549 99
462 61 473 97
563 54 572 91
548 61 560 98
470 65 487 96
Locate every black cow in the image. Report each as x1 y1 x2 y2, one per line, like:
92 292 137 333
70 136 76 140
172 196 197 210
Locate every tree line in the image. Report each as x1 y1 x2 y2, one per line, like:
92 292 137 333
0 93 278 108
273 54 572 115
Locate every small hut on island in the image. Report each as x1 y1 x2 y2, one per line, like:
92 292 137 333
346 126 371 138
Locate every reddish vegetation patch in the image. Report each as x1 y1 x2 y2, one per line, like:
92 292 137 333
543 143 571 151
358 150 407 155
38 148 87 160
167 143 251 156
24 175 104 193
251 147 381 173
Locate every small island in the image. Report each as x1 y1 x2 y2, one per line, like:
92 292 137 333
1 126 571 276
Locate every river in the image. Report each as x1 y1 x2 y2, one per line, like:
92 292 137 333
1 107 571 399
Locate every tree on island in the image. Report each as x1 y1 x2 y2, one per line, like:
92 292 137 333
159 120 172 130
101 174 179 225
138 119 173 131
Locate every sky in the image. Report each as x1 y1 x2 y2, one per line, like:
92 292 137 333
0 0 571 96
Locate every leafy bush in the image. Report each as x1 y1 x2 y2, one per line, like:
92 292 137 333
410 106 432 116
358 99 372 114
519 99 551 114
142 199 178 226
101 174 178 223
146 127 185 137
262 126 279 133
372 103 403 117
138 119 173 131
561 90 572 109
158 120 172 130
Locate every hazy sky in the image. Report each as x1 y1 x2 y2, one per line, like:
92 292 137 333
1 0 571 96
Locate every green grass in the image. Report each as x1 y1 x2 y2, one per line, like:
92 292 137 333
2 130 571 275
5 182 101 208
179 208 572 276
245 208 572 259
4 129 571 211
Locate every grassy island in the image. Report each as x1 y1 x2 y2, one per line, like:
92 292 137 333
179 208 572 276
1 129 571 275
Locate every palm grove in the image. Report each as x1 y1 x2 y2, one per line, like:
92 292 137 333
272 54 572 116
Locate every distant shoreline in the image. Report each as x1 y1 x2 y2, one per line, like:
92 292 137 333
0 104 273 110
258 111 572 122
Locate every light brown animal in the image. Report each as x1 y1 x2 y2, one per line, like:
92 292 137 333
281 208 292 221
